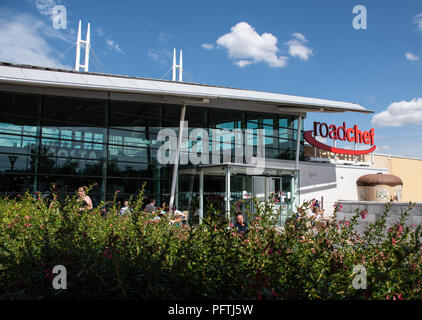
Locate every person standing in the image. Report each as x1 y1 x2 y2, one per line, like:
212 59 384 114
145 198 156 213
120 199 131 216
77 186 93 211
234 213 249 234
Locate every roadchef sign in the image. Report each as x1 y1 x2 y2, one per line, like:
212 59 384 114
304 122 376 155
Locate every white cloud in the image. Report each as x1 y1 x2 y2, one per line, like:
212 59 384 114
94 27 124 54
216 22 288 68
34 0 59 18
292 32 308 42
405 52 420 61
378 145 391 151
371 98 422 127
285 33 313 61
96 27 104 37
0 12 70 69
105 39 124 54
147 48 172 68
415 13 422 32
235 60 253 68
158 32 172 44
201 43 214 50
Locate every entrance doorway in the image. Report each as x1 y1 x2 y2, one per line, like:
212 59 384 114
178 164 298 226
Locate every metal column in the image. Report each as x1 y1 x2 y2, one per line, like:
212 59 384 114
295 116 302 170
225 166 231 220
169 103 186 210
199 170 204 224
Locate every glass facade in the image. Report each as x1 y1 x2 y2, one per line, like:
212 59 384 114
0 91 303 209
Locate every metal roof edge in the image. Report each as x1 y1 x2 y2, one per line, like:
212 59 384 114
0 61 372 113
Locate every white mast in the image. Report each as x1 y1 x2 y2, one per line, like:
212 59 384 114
74 20 91 72
74 20 81 71
172 48 183 82
178 50 183 82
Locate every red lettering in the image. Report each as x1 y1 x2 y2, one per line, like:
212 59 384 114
354 125 363 143
313 122 320 137
319 123 328 138
337 122 346 141
369 128 375 145
346 128 354 142
363 132 370 144
328 125 337 139
311 122 375 146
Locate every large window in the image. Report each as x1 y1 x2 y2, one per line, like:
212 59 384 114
0 91 304 205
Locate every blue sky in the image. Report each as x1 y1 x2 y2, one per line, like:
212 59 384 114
1 0 422 157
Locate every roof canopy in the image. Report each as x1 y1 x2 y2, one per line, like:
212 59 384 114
0 62 372 115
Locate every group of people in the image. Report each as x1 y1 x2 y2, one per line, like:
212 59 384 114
142 198 187 226
76 186 249 232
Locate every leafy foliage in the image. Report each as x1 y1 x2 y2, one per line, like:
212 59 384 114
0 186 421 300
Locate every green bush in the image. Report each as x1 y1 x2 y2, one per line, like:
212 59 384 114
0 186 421 300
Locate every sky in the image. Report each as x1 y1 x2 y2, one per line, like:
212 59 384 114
0 0 422 158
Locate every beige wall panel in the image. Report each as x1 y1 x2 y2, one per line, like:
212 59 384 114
391 157 422 202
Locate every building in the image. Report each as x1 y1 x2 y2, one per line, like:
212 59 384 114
371 153 422 203
303 144 422 209
0 62 372 224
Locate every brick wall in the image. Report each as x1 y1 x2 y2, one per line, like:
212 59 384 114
335 201 422 234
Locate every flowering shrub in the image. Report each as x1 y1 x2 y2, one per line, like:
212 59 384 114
0 187 421 300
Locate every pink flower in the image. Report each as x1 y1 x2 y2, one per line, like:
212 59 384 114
393 293 403 300
103 249 113 259
333 204 343 212
392 237 396 244
25 215 30 220
311 248 316 254
360 209 368 219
